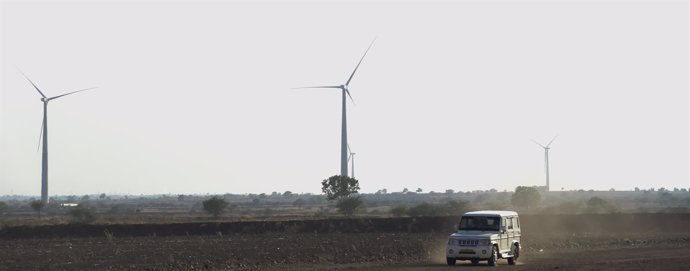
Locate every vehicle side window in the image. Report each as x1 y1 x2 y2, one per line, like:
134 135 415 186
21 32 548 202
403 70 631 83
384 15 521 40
506 217 513 230
513 217 520 230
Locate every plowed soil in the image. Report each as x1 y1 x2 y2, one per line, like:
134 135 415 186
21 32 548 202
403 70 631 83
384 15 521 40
0 214 688 270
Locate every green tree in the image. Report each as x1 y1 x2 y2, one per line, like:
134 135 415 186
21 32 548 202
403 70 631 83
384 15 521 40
321 175 360 200
321 175 361 216
99 193 107 200
202 196 229 218
30 200 45 216
511 186 541 213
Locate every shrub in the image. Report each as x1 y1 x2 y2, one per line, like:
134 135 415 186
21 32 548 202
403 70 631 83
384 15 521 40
0 201 7 215
335 197 362 216
390 206 408 217
202 196 229 218
68 205 96 223
29 200 45 215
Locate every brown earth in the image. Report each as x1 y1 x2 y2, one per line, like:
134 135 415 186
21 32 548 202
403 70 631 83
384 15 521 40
0 214 688 270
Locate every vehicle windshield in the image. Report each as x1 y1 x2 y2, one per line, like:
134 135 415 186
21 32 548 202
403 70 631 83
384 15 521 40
458 216 501 231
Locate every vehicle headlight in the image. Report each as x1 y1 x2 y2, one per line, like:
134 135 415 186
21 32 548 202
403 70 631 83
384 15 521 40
478 239 490 246
448 239 459 246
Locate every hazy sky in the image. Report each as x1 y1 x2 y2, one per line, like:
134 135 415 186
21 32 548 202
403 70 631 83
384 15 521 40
1 0 688 196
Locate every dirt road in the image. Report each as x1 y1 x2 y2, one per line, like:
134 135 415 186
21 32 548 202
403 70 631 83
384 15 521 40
362 246 690 271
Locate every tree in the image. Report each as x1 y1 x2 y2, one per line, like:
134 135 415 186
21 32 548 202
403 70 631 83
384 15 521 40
99 193 107 200
402 188 409 194
321 175 361 216
30 200 45 216
81 195 90 201
511 186 541 213
283 191 293 197
178 194 186 201
416 188 423 193
202 196 229 218
321 175 360 200
445 189 454 194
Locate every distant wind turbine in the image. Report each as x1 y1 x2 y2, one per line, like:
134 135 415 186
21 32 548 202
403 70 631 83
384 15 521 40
21 71 96 205
294 39 375 176
348 144 356 179
532 136 557 192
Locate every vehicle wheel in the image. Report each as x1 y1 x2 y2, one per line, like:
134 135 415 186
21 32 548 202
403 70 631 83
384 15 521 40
446 257 456 266
488 246 498 266
471 259 479 265
508 245 519 265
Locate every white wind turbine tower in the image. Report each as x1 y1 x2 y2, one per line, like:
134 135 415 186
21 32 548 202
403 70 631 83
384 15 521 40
21 71 96 205
532 136 557 192
294 39 375 177
348 144 356 179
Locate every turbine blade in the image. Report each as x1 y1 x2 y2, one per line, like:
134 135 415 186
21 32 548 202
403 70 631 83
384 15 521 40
47 87 97 101
292 86 341 89
531 139 546 148
345 38 376 86
37 117 44 153
19 71 47 98
345 89 355 105
546 135 558 147
347 144 352 155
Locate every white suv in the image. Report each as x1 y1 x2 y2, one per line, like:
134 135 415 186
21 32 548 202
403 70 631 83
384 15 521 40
446 210 521 266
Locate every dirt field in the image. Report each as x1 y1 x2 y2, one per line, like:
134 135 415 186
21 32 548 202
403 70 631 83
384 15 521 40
0 214 688 270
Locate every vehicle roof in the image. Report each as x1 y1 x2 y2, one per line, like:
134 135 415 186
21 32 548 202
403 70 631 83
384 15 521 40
462 210 518 217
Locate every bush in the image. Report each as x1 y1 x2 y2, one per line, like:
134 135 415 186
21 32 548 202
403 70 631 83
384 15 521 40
584 197 617 213
390 206 408 217
0 201 7 215
511 186 541 212
335 196 362 216
390 200 469 217
68 205 96 223
29 200 45 215
202 196 229 218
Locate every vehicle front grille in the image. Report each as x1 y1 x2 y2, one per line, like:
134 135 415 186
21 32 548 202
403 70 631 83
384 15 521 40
458 239 479 246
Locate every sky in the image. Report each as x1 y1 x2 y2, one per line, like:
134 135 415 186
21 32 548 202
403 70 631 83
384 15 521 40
0 0 688 196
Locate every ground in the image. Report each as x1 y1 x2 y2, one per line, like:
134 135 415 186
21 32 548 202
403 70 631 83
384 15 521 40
0 214 688 270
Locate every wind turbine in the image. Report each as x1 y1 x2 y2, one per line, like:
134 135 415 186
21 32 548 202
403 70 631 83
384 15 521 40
348 144 356 179
532 136 557 192
294 39 375 177
21 71 96 205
